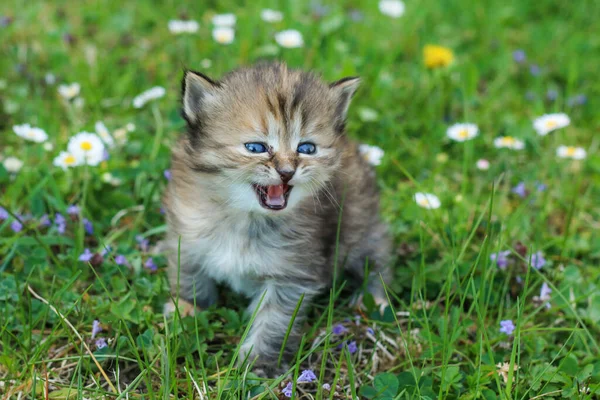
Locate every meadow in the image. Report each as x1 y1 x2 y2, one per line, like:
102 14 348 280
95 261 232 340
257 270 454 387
1 0 599 398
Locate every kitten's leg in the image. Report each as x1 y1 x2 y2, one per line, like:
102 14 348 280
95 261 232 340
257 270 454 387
238 281 321 377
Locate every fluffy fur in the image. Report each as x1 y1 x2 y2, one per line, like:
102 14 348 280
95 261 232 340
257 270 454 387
163 62 392 376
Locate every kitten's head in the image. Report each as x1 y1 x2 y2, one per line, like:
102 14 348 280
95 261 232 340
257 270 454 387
180 62 359 213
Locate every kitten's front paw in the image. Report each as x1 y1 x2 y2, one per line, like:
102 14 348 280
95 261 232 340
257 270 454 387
238 348 289 378
163 298 198 317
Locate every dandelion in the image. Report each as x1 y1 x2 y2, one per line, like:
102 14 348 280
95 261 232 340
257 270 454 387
168 19 199 34
533 113 570 136
212 13 236 27
414 193 441 210
530 251 546 270
83 218 94 235
494 136 525 150
53 151 81 169
446 123 478 142
282 382 293 397
347 341 357 354
511 182 528 198
423 45 454 69
95 121 115 148
11 220 23 233
297 369 317 383
275 29 304 48
499 320 515 335
67 132 105 166
79 248 93 262
358 144 384 166
132 86 166 108
144 257 157 271
114 254 128 265
476 159 490 170
261 9 283 23
3 157 23 173
58 83 81 100
332 324 349 335
556 145 586 160
13 124 48 143
212 27 235 45
496 362 519 383
512 50 526 63
378 0 405 18
91 320 102 339
95 338 107 350
490 250 511 269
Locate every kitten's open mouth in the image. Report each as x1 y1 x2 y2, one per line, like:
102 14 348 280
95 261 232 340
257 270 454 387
252 184 293 210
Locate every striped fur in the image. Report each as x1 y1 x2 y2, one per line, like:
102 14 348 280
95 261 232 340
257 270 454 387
163 62 392 376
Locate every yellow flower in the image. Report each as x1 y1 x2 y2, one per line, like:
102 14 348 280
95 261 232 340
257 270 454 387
423 45 454 69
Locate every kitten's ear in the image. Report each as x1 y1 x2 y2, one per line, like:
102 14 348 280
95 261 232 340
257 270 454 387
182 70 219 125
329 77 360 130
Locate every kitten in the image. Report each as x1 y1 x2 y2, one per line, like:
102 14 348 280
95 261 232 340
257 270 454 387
163 62 392 376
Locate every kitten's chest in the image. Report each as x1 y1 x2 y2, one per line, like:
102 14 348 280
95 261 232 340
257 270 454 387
192 216 295 293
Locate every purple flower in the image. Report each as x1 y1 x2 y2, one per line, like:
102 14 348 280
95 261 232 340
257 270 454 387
11 220 23 233
164 169 172 180
144 257 157 271
39 214 51 227
529 64 541 76
499 320 515 335
366 327 375 335
322 383 331 391
114 254 128 265
282 382 293 398
567 94 587 107
95 338 107 350
0 207 8 220
136 235 149 252
525 91 536 101
530 251 546 270
536 182 547 192
100 246 112 256
539 282 552 309
512 50 526 63
55 213 67 234
311 2 330 17
67 205 80 215
348 9 364 21
83 218 94 235
297 369 317 383
347 341 357 354
79 248 93 262
511 182 528 198
332 324 348 335
490 251 511 270
102 149 110 161
546 89 558 101
91 320 102 339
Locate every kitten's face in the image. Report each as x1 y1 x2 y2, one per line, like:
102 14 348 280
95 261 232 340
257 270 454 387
181 64 359 213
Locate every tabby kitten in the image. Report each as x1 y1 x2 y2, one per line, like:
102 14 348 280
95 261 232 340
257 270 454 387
163 62 392 376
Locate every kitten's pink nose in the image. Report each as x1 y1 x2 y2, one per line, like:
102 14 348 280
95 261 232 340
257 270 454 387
276 167 295 183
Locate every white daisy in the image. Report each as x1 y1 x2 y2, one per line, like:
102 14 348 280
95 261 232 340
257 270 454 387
132 86 166 108
43 142 54 151
261 9 283 23
95 121 115 147
533 113 570 136
126 123 136 132
45 73 56 85
379 0 406 18
168 20 199 34
212 27 235 45
476 159 490 170
556 145 586 160
447 123 479 142
200 58 213 69
212 13 236 27
53 151 81 170
3 157 23 173
101 172 123 186
275 29 304 48
112 128 128 145
67 132 105 166
414 192 441 209
13 124 48 143
73 97 85 109
359 144 385 166
494 136 525 150
58 83 81 100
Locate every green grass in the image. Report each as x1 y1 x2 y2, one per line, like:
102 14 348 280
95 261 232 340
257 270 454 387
1 0 600 398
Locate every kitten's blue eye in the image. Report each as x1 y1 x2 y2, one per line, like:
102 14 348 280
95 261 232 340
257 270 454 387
245 142 268 153
297 142 316 155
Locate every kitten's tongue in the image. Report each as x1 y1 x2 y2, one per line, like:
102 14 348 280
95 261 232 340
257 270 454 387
266 184 286 207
